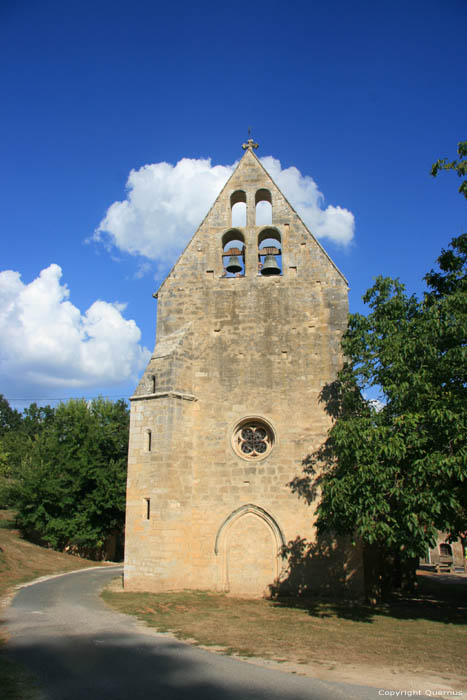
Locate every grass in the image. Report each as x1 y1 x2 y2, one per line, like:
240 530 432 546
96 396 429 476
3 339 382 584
0 509 108 700
102 575 467 679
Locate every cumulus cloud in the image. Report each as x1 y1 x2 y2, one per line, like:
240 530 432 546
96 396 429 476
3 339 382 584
260 157 355 246
94 159 235 269
93 155 354 269
0 264 150 393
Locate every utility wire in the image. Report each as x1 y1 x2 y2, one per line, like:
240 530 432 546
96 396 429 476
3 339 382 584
5 394 132 403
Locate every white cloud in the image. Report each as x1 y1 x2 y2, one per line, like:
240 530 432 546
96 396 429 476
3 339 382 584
94 158 235 270
369 398 385 412
0 264 150 393
93 155 355 268
260 157 355 246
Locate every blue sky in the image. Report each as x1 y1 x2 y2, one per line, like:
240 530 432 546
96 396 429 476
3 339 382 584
1 0 466 409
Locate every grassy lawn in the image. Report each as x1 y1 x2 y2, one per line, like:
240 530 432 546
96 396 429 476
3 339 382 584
102 576 467 679
0 510 108 700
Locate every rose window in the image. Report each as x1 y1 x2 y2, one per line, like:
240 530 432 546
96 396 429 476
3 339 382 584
232 419 274 460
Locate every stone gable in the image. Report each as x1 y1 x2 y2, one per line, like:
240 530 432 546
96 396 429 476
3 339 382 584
124 145 363 596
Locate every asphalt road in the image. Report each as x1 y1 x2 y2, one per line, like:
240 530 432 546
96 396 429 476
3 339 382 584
4 567 385 700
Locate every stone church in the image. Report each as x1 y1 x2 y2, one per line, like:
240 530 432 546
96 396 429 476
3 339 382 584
123 140 363 596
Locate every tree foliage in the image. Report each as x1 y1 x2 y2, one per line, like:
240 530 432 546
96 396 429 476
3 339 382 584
291 156 466 595
0 396 27 505
0 395 22 435
431 140 467 199
1 396 129 559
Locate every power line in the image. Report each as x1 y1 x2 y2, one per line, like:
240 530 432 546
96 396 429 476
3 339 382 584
5 394 132 403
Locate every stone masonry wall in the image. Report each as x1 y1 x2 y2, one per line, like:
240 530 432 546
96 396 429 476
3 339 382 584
124 149 363 596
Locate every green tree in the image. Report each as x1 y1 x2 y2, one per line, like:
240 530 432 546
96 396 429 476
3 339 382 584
0 394 22 435
0 397 56 508
431 140 467 199
22 402 55 437
290 148 467 597
14 397 129 559
0 395 25 507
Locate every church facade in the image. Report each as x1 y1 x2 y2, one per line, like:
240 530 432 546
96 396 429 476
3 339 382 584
123 141 363 596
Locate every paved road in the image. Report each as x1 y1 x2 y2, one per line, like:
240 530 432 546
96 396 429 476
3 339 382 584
4 567 385 700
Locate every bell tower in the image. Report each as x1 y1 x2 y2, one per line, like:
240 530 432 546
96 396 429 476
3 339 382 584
124 142 363 596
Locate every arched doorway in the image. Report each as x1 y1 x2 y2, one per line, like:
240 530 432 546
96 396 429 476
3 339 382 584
215 504 285 597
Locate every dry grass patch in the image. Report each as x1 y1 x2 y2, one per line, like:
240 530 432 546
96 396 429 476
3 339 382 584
102 579 467 676
0 510 106 601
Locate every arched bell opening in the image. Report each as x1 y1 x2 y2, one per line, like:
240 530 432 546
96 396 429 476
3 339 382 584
258 228 282 276
230 190 247 227
222 229 245 277
255 189 272 225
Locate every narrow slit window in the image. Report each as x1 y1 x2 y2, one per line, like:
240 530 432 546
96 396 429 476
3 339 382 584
144 498 151 520
145 429 152 452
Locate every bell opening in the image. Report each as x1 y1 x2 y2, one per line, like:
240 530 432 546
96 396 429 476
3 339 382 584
222 234 245 277
258 232 282 276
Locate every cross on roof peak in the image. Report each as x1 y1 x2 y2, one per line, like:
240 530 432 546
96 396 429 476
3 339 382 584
242 138 259 151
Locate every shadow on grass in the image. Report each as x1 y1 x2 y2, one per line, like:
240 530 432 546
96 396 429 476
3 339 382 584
271 572 467 626
268 525 467 625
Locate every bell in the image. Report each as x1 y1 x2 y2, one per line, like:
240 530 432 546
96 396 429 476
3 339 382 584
225 255 242 274
261 254 281 275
